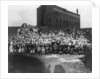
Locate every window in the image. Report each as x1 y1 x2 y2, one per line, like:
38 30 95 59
48 18 51 22
56 19 58 26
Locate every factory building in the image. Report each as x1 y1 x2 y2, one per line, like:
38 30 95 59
37 5 80 32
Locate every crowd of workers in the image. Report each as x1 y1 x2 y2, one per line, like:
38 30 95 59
8 23 92 55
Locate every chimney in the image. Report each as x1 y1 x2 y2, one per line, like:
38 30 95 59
76 9 78 15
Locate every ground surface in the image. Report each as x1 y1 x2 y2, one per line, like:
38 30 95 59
8 54 91 73
36 54 89 73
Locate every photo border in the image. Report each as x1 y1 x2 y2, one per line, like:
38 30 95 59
0 0 100 79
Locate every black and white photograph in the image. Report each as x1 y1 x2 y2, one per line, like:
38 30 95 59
1 0 100 78
8 4 92 73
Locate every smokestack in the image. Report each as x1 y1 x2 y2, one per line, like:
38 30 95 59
76 9 78 15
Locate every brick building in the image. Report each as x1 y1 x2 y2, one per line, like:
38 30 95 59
80 28 92 42
37 5 80 32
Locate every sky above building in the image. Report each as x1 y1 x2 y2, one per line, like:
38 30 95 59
8 5 92 28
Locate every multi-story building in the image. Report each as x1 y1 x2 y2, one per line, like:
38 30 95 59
37 5 80 32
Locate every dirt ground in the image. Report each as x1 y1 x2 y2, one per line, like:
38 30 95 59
8 54 92 73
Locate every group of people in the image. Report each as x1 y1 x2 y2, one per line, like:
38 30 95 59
8 23 92 55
